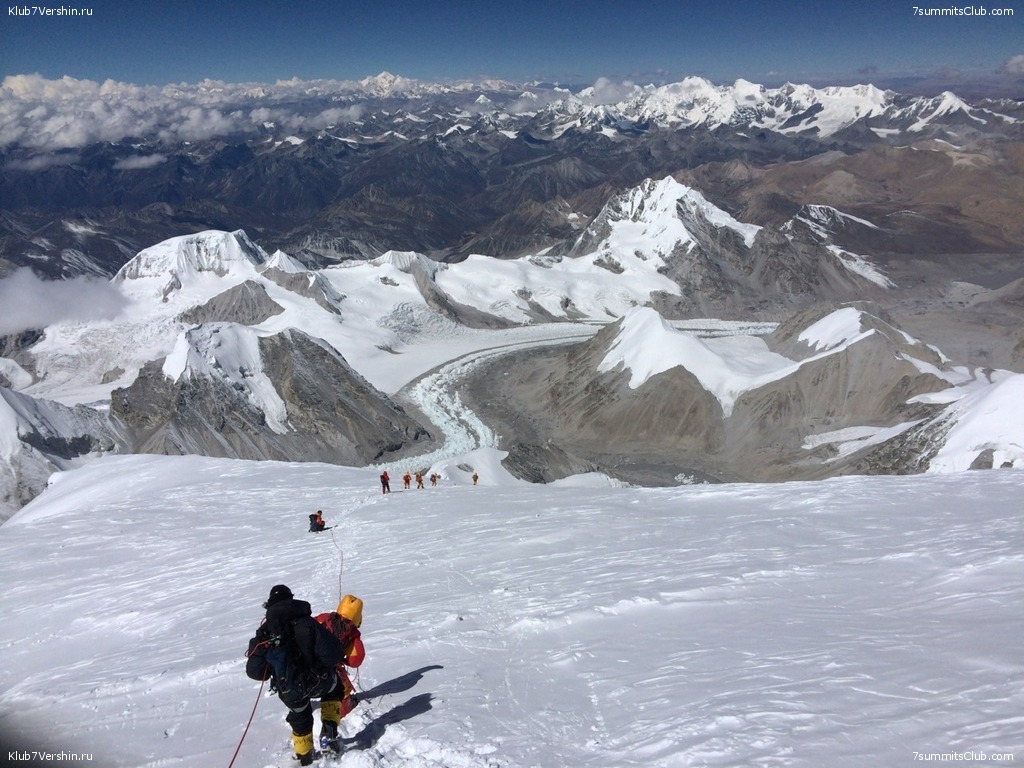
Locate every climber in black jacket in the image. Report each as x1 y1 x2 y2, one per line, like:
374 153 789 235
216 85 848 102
245 584 345 764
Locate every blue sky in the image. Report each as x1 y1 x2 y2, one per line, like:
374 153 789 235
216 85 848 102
2 0 1023 91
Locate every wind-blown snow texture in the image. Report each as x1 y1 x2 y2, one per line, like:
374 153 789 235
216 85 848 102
1 454 1022 767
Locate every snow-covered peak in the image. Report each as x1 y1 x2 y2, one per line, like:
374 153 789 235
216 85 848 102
595 304 962 420
820 83 892 105
371 249 442 278
543 77 953 138
263 249 306 274
773 83 892 135
583 176 760 256
598 306 794 416
114 229 268 285
732 78 768 103
907 91 987 132
598 306 705 387
510 77 1010 139
797 306 874 351
930 90 974 115
359 71 417 96
628 77 752 128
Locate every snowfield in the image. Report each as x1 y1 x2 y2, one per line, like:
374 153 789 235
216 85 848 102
1 453 1022 767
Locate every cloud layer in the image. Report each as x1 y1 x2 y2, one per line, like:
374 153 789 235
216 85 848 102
3 65 1021 156
0 269 129 336
0 74 374 152
1002 54 1024 76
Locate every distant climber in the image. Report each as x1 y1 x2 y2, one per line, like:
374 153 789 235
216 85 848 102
430 472 439 487
415 471 425 489
245 585 346 765
309 511 326 533
403 471 412 490
380 470 391 494
472 471 479 486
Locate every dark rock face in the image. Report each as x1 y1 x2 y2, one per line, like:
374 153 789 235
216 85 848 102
109 327 432 466
458 322 731 486
256 330 432 463
500 441 599 484
459 303 965 485
0 329 42 386
259 269 343 315
178 280 285 325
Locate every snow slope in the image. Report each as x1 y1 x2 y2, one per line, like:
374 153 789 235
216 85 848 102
598 308 793 416
1 455 1021 767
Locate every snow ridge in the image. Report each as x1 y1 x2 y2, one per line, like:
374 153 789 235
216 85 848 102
163 323 290 433
114 229 268 286
575 176 760 262
598 307 793 416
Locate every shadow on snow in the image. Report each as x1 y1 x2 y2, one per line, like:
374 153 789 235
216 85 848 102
345 665 442 751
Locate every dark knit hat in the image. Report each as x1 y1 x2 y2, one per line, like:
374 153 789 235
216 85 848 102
264 584 293 608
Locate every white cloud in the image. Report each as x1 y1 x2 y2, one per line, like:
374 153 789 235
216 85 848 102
0 74 374 152
0 269 129 335
579 77 641 105
112 154 168 170
1001 54 1024 76
4 153 79 171
0 73 600 153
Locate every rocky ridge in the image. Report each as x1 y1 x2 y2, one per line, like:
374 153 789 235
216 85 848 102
458 303 1010 486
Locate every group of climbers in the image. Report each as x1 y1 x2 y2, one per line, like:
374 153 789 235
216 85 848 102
389 468 482 490
251 463 482 762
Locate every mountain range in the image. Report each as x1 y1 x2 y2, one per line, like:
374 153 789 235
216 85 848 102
2 75 1022 277
1 74 1023 519
2 201 1022 518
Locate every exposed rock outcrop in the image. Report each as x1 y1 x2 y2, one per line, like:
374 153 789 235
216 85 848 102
179 280 285 325
260 268 344 315
459 303 971 484
0 388 121 521
109 325 432 465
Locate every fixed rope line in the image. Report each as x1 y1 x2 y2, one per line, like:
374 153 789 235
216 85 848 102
227 673 266 768
329 524 345 602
